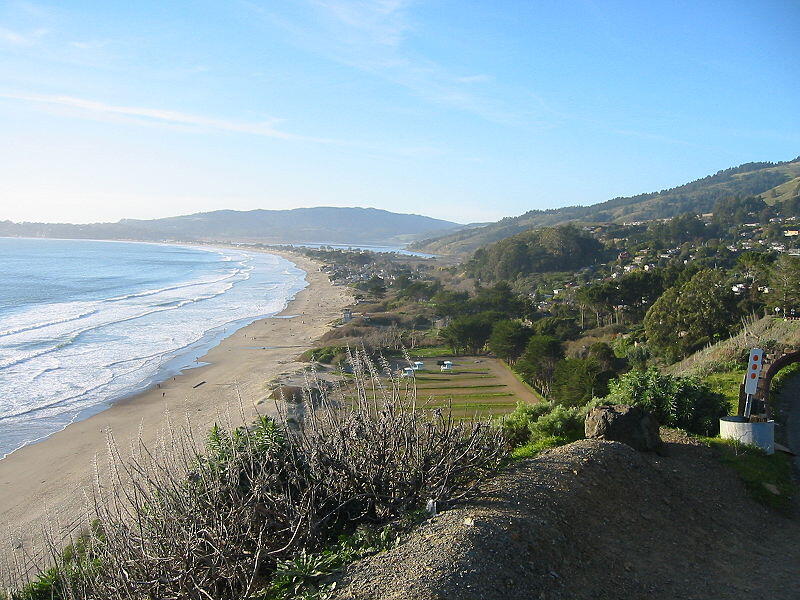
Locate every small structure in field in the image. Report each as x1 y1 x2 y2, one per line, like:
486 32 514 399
401 367 415 378
413 361 424 370
440 360 453 372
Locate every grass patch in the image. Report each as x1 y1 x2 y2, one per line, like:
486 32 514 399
511 436 563 459
704 437 795 512
413 374 493 381
703 368 745 414
407 346 453 358
416 383 508 390
419 392 514 400
422 402 518 411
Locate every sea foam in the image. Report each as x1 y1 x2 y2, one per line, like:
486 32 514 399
0 239 306 458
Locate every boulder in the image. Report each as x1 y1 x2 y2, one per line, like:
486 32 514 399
585 404 662 452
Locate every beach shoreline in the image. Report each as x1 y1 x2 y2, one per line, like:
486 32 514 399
0 249 351 571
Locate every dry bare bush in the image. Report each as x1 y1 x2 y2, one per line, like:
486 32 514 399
5 348 505 600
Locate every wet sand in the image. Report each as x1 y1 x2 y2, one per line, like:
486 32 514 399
0 250 351 571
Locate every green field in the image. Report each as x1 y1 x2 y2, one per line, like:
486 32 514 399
401 358 530 418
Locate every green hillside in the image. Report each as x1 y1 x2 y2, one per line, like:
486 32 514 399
412 157 800 256
466 225 607 281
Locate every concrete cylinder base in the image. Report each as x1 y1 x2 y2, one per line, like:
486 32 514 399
719 416 775 454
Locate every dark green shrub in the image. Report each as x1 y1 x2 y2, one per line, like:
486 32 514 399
602 367 729 435
500 401 552 447
528 404 584 443
551 358 612 407
501 401 585 458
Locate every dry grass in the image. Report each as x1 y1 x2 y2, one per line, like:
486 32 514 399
2 349 506 599
666 315 800 377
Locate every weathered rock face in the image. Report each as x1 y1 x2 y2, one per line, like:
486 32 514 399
585 404 662 452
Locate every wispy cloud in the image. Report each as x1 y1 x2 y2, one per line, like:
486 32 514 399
0 92 336 143
252 1 539 127
0 91 449 157
456 74 492 84
312 0 412 46
0 25 47 46
69 39 110 50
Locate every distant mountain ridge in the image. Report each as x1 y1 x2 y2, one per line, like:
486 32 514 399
411 157 800 255
0 207 462 246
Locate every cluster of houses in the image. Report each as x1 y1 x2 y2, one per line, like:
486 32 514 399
318 259 431 288
531 213 800 314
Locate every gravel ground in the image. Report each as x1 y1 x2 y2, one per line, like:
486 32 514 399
331 432 799 600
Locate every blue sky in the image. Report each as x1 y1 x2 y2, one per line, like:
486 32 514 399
0 0 798 224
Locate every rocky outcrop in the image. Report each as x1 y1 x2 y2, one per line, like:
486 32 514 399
584 404 662 452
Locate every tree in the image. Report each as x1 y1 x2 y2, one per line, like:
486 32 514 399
737 251 772 300
586 342 616 372
469 281 526 317
431 289 470 319
515 335 564 396
397 280 441 302
364 276 387 298
532 316 580 340
551 358 608 406
488 320 532 364
768 254 800 317
575 284 611 328
466 225 604 282
643 269 738 362
440 312 496 355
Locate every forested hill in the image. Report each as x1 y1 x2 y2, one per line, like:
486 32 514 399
411 157 800 255
0 207 462 246
466 225 608 281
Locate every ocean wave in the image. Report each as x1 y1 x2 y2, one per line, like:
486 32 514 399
0 306 101 338
0 251 250 340
103 268 246 303
0 277 245 370
0 244 307 457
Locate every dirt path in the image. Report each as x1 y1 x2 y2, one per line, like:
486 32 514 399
481 357 544 404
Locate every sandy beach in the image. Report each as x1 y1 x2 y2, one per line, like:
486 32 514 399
0 250 351 573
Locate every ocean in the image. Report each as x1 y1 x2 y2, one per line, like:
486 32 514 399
0 238 307 458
